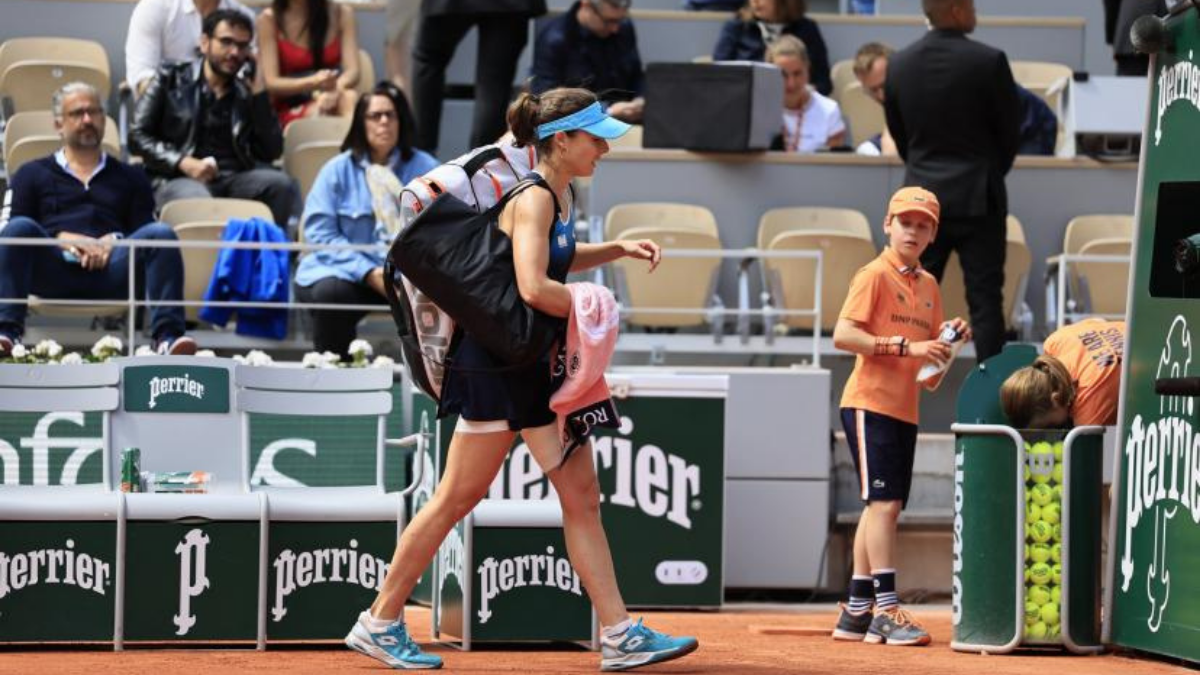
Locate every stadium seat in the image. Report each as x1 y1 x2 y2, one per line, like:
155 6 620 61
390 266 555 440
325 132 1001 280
283 116 351 203
356 48 375 95
830 59 857 103
838 82 885 147
0 37 110 116
159 198 276 322
3 110 120 176
757 207 875 333
604 202 719 240
939 215 1032 336
610 226 723 329
1010 60 1072 114
1071 236 1132 320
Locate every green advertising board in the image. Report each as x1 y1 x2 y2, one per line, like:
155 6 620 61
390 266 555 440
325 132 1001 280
0 521 116 641
0 410 104 486
123 365 230 414
267 521 399 640
123 521 259 642
435 393 725 608
1108 5 1200 664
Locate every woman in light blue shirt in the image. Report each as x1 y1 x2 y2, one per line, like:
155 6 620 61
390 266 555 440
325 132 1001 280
295 82 438 356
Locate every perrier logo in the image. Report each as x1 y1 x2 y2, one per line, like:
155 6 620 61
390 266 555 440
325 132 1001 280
123 366 230 414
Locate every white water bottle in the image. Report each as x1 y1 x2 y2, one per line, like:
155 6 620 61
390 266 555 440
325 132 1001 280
917 324 964 385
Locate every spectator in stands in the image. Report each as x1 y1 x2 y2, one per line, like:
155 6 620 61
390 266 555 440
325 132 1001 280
1106 0 1166 76
412 0 547 154
883 0 1020 361
384 0 420 92
125 0 256 97
131 10 294 227
851 42 898 155
0 83 195 357
257 0 361 129
532 0 646 123
294 83 438 357
766 35 843 152
853 42 1054 156
713 0 831 96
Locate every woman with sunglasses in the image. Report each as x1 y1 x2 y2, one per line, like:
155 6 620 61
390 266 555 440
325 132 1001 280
294 83 437 358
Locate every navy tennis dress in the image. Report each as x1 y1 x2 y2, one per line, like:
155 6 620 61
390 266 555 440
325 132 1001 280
436 183 575 431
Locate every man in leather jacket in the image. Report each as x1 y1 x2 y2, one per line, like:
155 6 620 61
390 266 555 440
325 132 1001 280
130 8 293 226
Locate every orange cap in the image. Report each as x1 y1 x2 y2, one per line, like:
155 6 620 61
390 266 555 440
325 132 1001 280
887 186 940 226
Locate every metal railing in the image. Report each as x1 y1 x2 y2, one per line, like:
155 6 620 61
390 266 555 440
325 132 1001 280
0 236 830 364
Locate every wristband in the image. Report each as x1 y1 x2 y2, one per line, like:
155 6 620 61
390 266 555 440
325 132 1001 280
873 335 909 357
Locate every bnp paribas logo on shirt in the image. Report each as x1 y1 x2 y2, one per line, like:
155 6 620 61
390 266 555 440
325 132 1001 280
123 366 230 413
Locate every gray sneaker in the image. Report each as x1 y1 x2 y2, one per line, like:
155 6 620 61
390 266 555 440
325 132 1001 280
863 606 931 646
832 603 873 641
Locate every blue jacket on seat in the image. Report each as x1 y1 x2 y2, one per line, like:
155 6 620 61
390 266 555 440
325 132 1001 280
200 216 290 339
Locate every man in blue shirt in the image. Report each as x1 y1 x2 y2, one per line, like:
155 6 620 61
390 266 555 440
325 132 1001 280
532 0 645 122
0 82 195 357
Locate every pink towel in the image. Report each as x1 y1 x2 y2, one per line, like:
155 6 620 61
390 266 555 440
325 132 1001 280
550 282 620 458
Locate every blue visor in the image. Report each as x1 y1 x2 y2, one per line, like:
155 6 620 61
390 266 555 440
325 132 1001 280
536 101 631 140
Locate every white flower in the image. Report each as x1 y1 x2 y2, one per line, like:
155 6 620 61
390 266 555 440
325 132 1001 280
195 349 217 358
91 335 123 358
348 339 374 359
371 355 396 369
301 352 323 368
10 344 28 359
60 352 83 365
134 345 157 357
245 350 274 367
34 339 63 359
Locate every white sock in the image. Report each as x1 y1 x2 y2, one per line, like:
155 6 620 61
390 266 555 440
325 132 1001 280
602 617 633 640
362 609 402 631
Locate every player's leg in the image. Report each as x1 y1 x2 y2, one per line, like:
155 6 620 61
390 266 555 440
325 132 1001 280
859 413 930 646
345 424 516 669
523 424 698 672
834 408 878 640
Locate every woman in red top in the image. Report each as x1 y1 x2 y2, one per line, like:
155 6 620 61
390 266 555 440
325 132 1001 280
258 0 360 128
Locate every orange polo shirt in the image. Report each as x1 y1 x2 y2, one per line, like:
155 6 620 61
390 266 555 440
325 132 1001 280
1044 318 1125 426
839 246 944 425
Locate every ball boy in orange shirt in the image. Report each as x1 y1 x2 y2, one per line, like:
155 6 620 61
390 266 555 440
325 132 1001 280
831 187 971 646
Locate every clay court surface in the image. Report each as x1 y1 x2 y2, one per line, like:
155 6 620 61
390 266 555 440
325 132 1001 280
1 605 1192 675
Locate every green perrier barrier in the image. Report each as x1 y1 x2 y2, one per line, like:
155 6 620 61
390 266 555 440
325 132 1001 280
950 346 1103 653
1107 3 1200 664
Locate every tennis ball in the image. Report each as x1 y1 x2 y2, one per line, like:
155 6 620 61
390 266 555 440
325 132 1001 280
1051 542 1062 564
1032 469 1051 485
1042 502 1061 525
1040 602 1060 626
1025 543 1031 562
1052 463 1064 485
1025 601 1041 626
1030 543 1052 564
1052 563 1062 585
1031 483 1053 506
1025 463 1032 484
1029 562 1053 586
1025 566 1031 583
1027 584 1051 606
1027 621 1047 640
1045 623 1060 640
1053 441 1064 461
1052 523 1062 543
1050 585 1061 604
1032 440 1053 455
1052 484 1063 503
1027 501 1043 523
1030 520 1053 543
